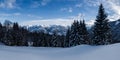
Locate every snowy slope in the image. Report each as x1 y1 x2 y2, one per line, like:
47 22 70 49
0 43 120 60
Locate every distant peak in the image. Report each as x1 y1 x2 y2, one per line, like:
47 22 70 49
4 20 13 26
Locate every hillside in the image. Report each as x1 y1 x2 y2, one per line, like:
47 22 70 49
0 43 120 60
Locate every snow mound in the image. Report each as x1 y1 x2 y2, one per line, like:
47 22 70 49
0 43 120 60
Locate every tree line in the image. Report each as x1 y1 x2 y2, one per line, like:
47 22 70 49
0 4 115 47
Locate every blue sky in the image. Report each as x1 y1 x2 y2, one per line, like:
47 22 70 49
0 0 120 26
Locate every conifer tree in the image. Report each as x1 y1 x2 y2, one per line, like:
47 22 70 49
65 28 71 47
51 33 57 47
12 22 22 45
0 22 3 42
79 20 89 44
92 4 112 45
69 20 81 46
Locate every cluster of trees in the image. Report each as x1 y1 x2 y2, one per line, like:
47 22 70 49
0 22 65 47
0 22 28 46
65 20 89 47
65 4 112 46
28 32 65 47
0 4 113 47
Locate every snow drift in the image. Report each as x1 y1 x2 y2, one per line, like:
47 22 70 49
0 43 120 60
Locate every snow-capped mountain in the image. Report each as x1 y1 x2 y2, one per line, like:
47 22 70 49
28 25 47 33
4 20 13 27
27 25 68 35
109 19 120 41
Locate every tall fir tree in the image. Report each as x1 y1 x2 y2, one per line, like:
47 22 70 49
0 22 3 42
19 27 28 46
79 20 89 44
69 20 81 46
65 28 71 47
12 22 23 46
51 32 58 47
92 4 112 45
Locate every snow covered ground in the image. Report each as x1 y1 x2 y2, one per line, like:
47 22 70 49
0 43 120 60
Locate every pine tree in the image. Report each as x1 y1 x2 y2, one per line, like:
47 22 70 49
59 35 65 47
0 22 3 42
65 28 70 47
13 23 19 31
2 21 13 45
19 27 28 46
69 20 81 46
92 4 112 45
40 32 47 47
51 32 58 47
79 20 89 44
12 22 22 46
32 32 41 46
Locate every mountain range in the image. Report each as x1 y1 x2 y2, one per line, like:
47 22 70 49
110 19 120 42
3 19 120 41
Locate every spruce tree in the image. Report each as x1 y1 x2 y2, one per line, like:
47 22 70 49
0 22 3 42
79 20 89 44
65 28 70 47
69 20 81 46
51 33 58 47
12 22 22 45
92 4 112 45
19 27 28 46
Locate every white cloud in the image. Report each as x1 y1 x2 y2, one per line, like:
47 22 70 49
68 7 73 12
31 0 50 8
0 13 20 22
86 19 95 26
41 0 50 6
69 13 85 20
21 17 94 27
61 7 73 13
31 1 41 8
0 13 11 16
102 0 120 21
108 14 120 21
27 14 42 19
85 0 120 21
60 8 67 11
0 0 17 9
75 4 82 8
0 13 21 17
77 13 85 19
13 13 21 16
21 19 94 27
84 0 100 7
20 18 74 26
0 13 42 19
106 0 120 15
